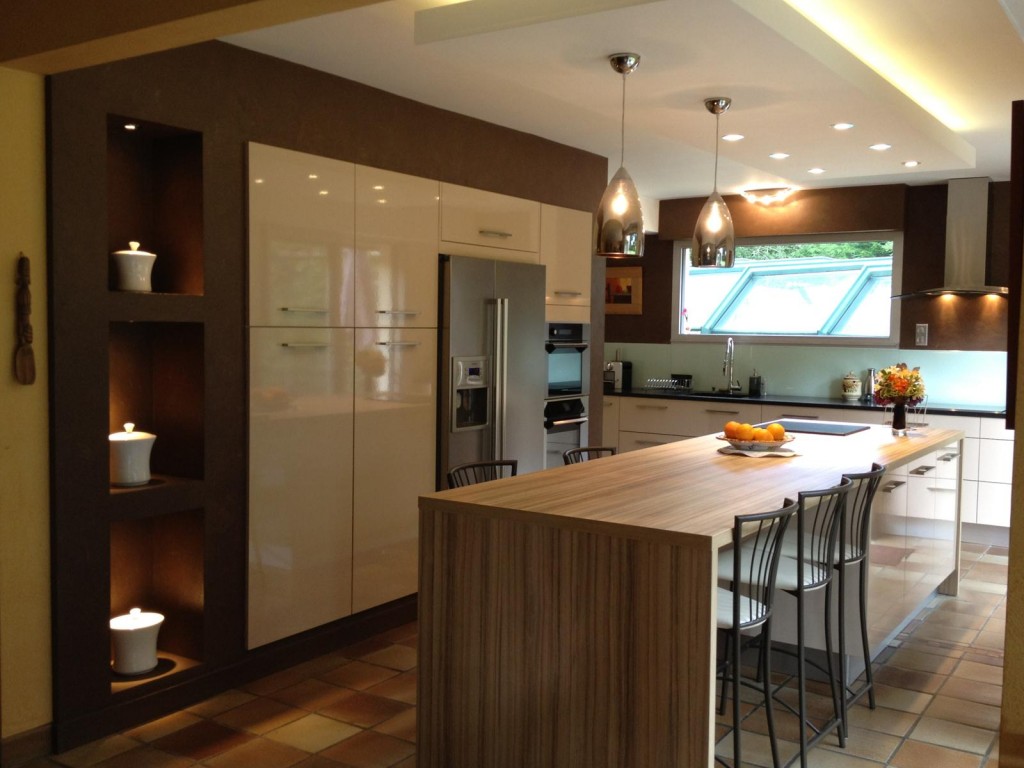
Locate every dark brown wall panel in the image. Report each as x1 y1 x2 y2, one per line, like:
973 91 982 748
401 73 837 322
605 236 673 344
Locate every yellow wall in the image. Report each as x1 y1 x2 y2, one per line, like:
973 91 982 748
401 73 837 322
0 66 52 738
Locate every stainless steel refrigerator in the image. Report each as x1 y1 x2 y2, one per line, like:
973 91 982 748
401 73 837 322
438 254 547 487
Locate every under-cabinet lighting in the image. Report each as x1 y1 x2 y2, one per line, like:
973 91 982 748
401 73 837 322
123 123 137 131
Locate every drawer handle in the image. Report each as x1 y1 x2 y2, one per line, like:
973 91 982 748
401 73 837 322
553 290 583 297
705 409 740 416
938 452 959 462
376 309 420 316
280 342 328 348
279 306 327 313
910 465 935 476
635 439 669 446
636 405 669 410
927 487 957 493
376 341 421 348
479 229 513 239
881 480 906 493
780 413 818 419
605 401 614 408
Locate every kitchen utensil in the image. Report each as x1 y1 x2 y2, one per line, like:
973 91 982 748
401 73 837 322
15 254 35 385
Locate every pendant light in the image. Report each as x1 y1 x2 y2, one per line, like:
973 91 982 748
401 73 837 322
596 52 644 259
692 97 735 268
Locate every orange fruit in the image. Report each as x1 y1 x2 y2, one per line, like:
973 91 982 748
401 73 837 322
766 422 786 441
736 423 754 441
724 420 741 438
752 427 773 442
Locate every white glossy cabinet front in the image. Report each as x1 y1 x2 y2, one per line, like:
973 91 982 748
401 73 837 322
440 182 540 259
249 143 355 327
353 328 437 613
603 397 620 449
540 204 592 323
355 167 439 328
248 327 355 649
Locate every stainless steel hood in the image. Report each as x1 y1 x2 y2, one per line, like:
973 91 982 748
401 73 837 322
896 177 1008 298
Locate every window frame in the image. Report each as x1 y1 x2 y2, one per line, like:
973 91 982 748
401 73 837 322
671 231 903 347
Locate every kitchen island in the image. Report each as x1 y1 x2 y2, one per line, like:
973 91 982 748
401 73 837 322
417 425 964 768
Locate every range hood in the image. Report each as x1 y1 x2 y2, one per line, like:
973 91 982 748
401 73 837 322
896 177 1008 298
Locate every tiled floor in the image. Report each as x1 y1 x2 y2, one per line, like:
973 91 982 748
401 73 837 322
27 542 1006 768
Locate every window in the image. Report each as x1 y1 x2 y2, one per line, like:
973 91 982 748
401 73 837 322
675 234 901 345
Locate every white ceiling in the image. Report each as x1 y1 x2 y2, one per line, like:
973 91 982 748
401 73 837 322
225 0 1024 221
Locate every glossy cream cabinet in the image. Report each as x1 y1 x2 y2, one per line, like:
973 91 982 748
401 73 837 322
248 326 355 648
353 327 437 612
355 167 439 328
540 204 592 323
248 143 355 327
440 182 540 260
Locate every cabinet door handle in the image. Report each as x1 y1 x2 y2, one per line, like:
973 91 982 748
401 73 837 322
927 487 957 493
938 452 959 462
280 342 328 348
279 306 328 314
705 409 740 416
376 341 421 348
376 309 420 317
605 401 615 408
910 465 936 475
635 439 670 446
780 413 818 419
636 404 669 410
881 480 906 493
553 290 583 297
479 229 513 239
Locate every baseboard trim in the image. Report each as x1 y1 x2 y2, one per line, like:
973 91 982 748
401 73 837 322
2 723 51 768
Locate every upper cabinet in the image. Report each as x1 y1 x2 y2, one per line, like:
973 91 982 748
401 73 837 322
355 167 440 328
540 204 593 323
440 182 540 261
248 143 355 328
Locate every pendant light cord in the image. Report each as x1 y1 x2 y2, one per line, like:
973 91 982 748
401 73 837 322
620 72 627 168
712 111 720 194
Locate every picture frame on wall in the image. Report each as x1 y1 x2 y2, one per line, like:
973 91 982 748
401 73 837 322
605 266 643 315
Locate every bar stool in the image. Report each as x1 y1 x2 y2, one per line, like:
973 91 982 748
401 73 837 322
715 499 798 768
447 459 518 488
773 477 852 767
838 463 886 726
562 446 616 464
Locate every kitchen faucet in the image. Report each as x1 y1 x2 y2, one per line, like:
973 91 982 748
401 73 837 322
722 337 741 392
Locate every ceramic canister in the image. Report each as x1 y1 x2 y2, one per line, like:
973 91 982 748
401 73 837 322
109 422 156 487
842 371 863 401
112 241 157 292
110 607 164 675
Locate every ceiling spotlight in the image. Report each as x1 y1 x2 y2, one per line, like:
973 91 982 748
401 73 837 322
903 160 920 168
123 123 137 131
722 134 744 142
308 174 319 180
831 122 855 131
769 152 790 160
596 52 644 258
869 143 892 151
692 97 735 269
808 167 826 174
740 187 795 205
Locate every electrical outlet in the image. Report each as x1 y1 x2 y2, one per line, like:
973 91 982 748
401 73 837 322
915 323 928 346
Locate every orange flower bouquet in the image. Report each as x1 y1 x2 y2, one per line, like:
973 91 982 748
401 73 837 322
873 363 925 406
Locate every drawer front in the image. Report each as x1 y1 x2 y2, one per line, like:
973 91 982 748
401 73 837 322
619 399 689 435
617 431 687 453
978 438 1013 483
761 404 881 425
979 417 1013 440
687 401 763 437
977 481 1012 527
873 471 908 537
960 479 979 524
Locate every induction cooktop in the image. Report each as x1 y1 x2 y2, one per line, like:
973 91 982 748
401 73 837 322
760 419 870 436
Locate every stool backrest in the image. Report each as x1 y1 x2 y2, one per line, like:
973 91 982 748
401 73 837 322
795 477 853 589
447 459 518 488
841 463 886 564
731 500 798 630
563 446 617 465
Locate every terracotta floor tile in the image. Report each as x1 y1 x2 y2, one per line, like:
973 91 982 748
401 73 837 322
365 670 417 705
375 622 417 645
320 730 416 767
271 678 351 712
202 736 310 768
186 689 258 718
886 647 959 675
320 661 399 691
264 714 361 753
291 757 348 768
90 746 194 768
975 628 1006 652
909 622 980 645
373 708 417 743
213 697 308 735
52 735 140 767
358 645 417 672
910 716 996 755
391 757 416 768
819 725 901 762
151 721 254 761
340 637 393 659
714 728 800 767
123 710 202 743
871 683 934 714
890 739 983 768
845 705 920 737
926 695 1001 730
320 691 412 729
939 676 1003 707
874 665 947 694
921 610 987 630
955 659 1004 686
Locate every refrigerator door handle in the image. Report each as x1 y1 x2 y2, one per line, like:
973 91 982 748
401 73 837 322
493 297 509 459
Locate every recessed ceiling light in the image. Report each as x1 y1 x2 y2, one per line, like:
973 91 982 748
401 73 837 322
722 133 744 142
869 143 892 151
373 185 385 191
319 190 329 196
123 123 137 131
903 160 921 168
308 174 319 180
808 167 826 174
377 198 388 205
254 178 264 184
769 152 790 160
831 122 855 131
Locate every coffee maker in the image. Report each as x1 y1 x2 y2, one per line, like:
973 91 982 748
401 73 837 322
603 361 632 393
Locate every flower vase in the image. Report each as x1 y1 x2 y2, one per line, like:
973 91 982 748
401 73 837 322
892 401 907 437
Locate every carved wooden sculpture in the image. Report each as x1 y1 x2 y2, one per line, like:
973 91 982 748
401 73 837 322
15 254 35 385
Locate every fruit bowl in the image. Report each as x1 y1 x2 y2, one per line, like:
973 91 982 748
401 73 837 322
717 434 795 451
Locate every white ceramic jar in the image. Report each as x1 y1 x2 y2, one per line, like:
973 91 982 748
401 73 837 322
109 422 156 486
842 371 863 401
110 607 164 675
112 241 157 292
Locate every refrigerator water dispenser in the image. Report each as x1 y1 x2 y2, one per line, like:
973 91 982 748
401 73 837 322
452 356 490 431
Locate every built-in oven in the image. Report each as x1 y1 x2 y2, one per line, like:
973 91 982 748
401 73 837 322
546 323 589 397
543 396 589 469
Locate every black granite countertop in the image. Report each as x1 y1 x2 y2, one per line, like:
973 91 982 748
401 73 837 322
608 389 1006 419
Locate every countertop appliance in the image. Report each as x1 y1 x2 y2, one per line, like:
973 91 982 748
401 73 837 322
438 254 547 487
604 360 632 393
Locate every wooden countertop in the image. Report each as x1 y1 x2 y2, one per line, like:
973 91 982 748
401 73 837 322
420 425 963 549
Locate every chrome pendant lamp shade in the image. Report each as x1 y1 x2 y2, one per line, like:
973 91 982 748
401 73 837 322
596 52 644 258
692 97 735 268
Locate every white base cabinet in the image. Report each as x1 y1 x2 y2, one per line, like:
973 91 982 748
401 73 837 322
248 327 355 649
